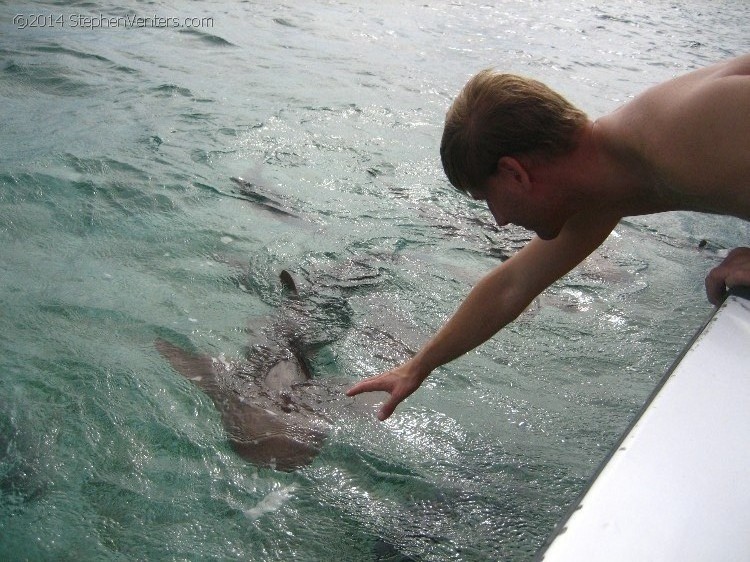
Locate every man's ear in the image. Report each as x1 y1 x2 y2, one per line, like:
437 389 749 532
496 156 531 190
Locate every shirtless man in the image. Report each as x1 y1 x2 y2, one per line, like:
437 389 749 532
347 54 750 421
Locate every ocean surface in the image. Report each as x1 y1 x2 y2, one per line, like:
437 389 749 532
1 1 748 560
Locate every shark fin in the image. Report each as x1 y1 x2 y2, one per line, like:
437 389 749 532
155 338 217 390
279 270 298 295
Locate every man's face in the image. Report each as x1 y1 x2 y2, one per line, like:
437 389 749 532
470 173 569 240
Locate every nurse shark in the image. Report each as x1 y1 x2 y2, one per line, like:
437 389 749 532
156 271 384 471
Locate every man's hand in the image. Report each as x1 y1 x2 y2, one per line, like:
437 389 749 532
705 247 750 305
346 361 429 421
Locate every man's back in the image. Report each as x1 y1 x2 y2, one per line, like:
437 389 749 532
598 54 750 219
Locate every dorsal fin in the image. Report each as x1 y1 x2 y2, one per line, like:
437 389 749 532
279 270 298 295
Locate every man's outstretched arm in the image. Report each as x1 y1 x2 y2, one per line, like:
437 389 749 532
348 211 620 420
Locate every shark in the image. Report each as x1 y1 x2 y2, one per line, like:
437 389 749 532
156 270 383 472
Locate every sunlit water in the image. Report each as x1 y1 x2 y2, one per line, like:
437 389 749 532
1 1 749 559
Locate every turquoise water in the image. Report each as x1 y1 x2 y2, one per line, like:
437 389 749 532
1 1 749 559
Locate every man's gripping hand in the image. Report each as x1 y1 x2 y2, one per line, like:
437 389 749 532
705 247 750 305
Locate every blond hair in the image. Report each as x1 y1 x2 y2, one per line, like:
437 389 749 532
440 70 588 192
